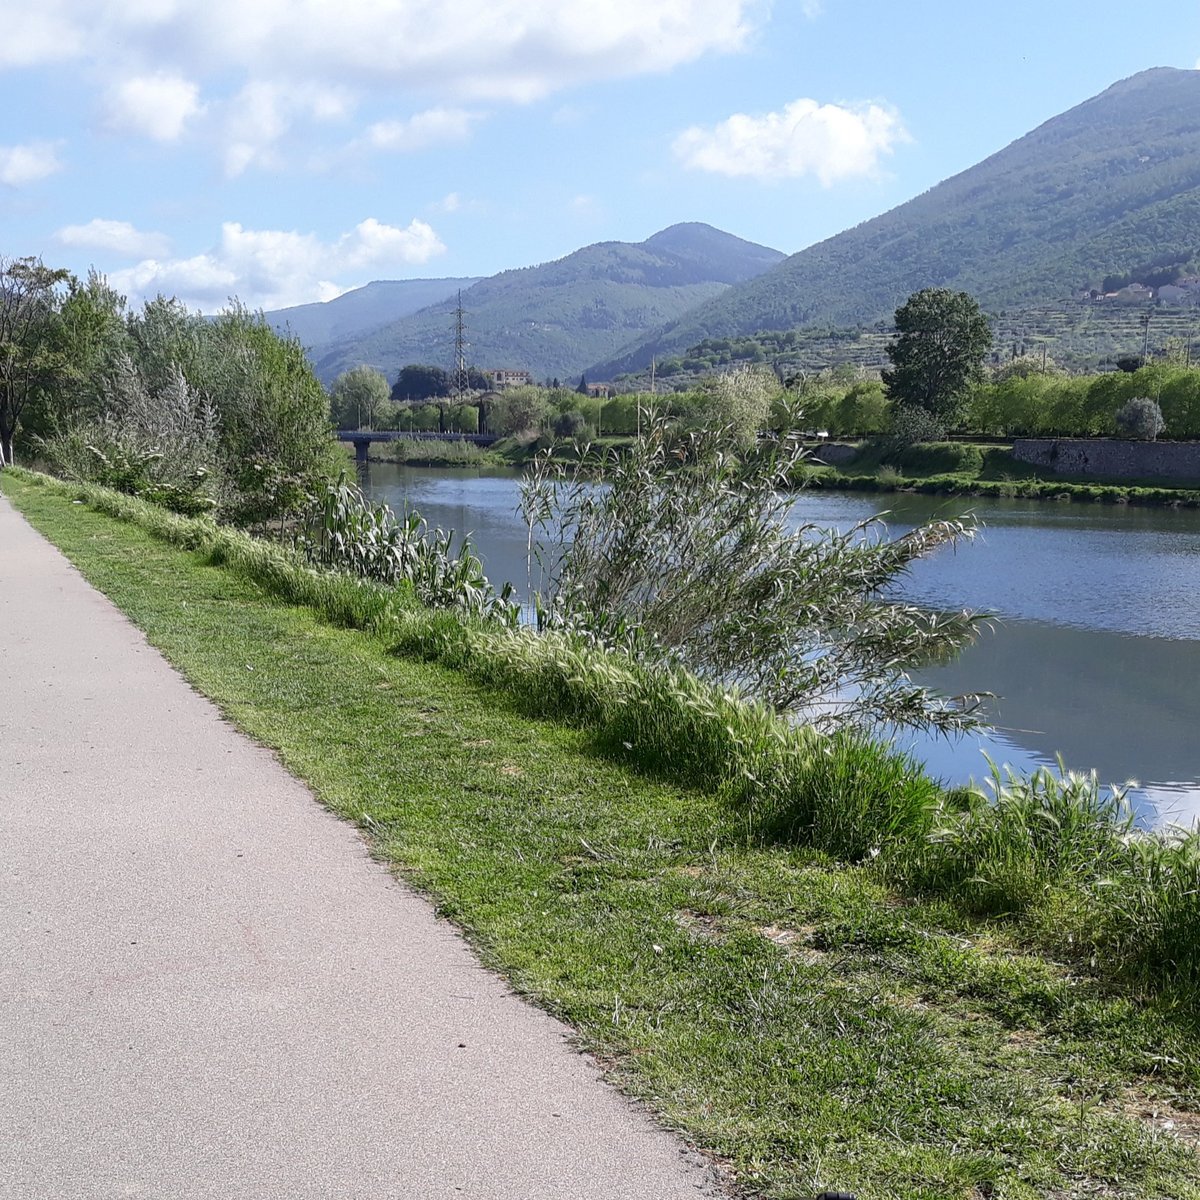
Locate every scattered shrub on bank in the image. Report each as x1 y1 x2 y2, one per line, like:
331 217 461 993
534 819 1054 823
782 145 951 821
894 441 985 475
384 438 490 467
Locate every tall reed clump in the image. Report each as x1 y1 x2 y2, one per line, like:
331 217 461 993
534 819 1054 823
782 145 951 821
295 475 517 624
522 398 986 735
898 756 1137 917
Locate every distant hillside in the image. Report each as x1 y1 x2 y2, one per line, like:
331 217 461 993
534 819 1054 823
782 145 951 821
266 278 480 355
310 223 784 384
614 300 1198 391
591 68 1200 377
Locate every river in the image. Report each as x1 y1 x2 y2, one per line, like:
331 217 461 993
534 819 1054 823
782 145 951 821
360 461 1200 828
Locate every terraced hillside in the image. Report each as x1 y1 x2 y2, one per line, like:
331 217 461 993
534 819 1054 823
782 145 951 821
623 300 1200 388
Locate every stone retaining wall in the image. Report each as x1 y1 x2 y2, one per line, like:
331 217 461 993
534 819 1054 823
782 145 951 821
1012 438 1200 482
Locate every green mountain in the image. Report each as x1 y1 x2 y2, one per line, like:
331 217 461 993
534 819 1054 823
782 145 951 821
591 67 1200 377
309 223 784 384
265 278 481 356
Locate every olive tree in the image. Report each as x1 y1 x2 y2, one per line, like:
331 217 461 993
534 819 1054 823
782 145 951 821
1114 396 1165 440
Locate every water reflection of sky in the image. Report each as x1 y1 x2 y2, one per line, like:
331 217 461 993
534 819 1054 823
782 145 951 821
363 465 1200 827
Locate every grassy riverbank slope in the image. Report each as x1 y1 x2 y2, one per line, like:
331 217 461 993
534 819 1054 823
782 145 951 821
4 468 1199 1200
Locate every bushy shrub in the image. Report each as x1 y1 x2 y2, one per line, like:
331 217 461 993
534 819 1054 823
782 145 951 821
888 404 946 446
552 409 589 439
1114 396 1166 440
894 442 984 476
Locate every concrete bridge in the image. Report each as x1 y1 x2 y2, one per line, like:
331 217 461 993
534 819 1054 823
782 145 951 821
336 430 501 464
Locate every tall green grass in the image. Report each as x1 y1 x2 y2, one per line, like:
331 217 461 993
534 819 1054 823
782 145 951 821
8 465 1199 1004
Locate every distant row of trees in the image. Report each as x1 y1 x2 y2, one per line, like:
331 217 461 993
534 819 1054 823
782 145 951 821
1 257 337 520
785 288 1196 440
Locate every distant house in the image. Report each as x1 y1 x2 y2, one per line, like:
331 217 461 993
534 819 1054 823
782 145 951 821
486 368 534 389
586 382 614 399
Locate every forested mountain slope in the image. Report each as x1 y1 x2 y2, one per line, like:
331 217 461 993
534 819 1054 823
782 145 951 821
309 223 784 383
265 278 480 355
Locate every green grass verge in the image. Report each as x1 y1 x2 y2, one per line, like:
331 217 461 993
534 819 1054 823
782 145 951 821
5 467 1200 1200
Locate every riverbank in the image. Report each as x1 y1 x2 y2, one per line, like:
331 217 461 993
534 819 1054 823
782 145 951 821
807 441 1200 506
353 435 1200 506
4 466 1199 1200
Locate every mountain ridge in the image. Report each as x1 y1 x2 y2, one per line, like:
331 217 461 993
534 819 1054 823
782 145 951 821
304 223 785 383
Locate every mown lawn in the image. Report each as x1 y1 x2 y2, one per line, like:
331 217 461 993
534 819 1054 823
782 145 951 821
6 472 1199 1200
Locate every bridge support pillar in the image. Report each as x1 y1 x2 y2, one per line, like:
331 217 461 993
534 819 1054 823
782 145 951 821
354 440 370 466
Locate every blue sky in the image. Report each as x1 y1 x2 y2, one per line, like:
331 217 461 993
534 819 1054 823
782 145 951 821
3 1 1199 313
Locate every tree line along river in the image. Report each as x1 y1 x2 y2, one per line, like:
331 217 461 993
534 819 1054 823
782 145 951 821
361 462 1200 829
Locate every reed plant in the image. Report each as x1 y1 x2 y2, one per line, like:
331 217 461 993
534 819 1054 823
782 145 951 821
296 474 516 623
522 399 986 734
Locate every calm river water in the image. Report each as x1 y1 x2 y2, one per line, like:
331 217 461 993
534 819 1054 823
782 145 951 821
361 462 1200 827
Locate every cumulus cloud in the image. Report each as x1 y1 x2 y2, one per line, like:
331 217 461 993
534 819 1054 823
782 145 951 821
103 73 203 142
0 2 758 100
365 108 483 153
108 217 447 311
0 141 63 186
56 218 171 259
223 81 353 176
0 5 83 69
673 97 908 185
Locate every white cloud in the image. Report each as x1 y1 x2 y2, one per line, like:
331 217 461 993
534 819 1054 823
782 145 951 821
365 108 482 153
104 73 203 142
108 217 447 311
673 97 909 185
0 3 759 100
801 0 823 17
222 81 353 176
0 6 83 69
56 218 171 258
0 141 63 186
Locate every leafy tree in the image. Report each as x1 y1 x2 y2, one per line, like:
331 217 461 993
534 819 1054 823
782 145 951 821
392 364 449 401
330 366 390 429
576 373 588 395
190 305 336 523
1114 396 1166 440
0 257 70 466
489 386 549 437
882 289 992 431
